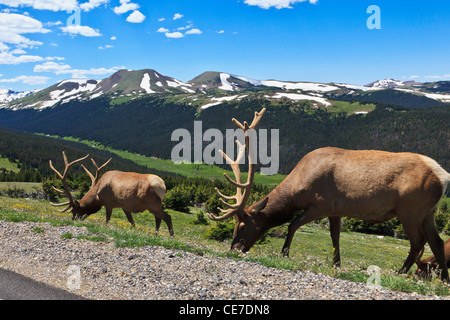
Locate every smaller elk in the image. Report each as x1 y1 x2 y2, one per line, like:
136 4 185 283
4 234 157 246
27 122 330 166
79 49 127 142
416 238 450 279
49 152 173 236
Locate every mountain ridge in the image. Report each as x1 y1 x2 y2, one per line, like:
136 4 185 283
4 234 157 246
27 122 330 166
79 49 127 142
1 69 449 110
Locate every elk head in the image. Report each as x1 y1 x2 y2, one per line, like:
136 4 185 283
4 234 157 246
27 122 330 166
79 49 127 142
207 108 269 252
49 151 111 221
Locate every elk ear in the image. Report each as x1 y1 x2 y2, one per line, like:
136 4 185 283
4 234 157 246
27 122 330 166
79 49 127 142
250 197 268 215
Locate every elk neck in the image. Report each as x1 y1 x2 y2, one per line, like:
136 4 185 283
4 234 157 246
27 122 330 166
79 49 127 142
254 181 305 228
78 185 103 214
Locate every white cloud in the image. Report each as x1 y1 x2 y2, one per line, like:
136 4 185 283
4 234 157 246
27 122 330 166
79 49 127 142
110 36 117 40
0 12 50 46
98 45 114 49
68 66 126 78
60 25 102 37
425 74 450 79
185 28 202 35
165 32 184 39
113 0 139 14
177 24 193 31
0 51 44 64
44 21 63 27
0 43 9 51
0 75 50 85
34 61 125 78
0 0 78 11
217 30 225 34
244 0 318 9
80 0 109 12
158 18 165 22
33 61 71 73
173 13 183 20
157 27 169 33
9 48 27 55
45 56 65 61
126 10 145 23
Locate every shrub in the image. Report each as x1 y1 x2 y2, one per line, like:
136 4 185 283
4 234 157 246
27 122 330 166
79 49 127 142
203 220 235 241
163 187 191 213
192 210 209 225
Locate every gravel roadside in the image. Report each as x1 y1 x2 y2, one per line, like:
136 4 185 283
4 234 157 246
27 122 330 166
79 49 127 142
0 220 444 300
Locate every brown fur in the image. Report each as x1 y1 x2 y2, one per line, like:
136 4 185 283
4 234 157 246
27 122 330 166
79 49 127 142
232 147 450 281
50 154 173 236
416 238 450 279
77 171 173 236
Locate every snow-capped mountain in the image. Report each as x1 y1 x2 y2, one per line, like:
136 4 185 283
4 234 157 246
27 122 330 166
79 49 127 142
2 70 449 111
365 78 420 89
0 89 36 104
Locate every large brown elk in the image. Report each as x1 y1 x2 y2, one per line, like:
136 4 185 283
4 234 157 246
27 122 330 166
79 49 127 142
207 108 450 281
49 152 173 236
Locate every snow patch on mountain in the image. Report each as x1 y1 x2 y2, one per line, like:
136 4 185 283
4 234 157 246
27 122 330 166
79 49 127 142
219 73 235 91
265 92 331 106
261 80 338 92
140 73 155 94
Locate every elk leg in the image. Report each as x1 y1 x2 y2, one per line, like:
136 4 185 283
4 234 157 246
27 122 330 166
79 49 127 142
152 207 174 237
155 217 161 233
105 207 113 224
282 206 324 257
329 216 341 267
399 220 426 274
123 209 135 227
421 213 449 281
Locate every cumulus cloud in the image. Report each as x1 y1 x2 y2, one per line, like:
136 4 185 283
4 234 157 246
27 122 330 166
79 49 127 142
33 61 71 73
113 0 139 14
33 61 125 78
173 13 183 20
60 25 102 37
165 32 184 39
0 12 49 47
0 0 78 11
0 51 44 64
0 75 50 85
185 28 202 35
126 10 145 23
80 0 109 12
244 0 318 9
157 27 169 33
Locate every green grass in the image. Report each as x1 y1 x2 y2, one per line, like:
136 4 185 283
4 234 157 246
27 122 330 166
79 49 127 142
0 182 42 193
328 101 377 115
0 156 19 172
0 195 449 296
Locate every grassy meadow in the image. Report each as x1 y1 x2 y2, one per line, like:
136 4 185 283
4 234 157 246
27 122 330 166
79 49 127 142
1 195 449 296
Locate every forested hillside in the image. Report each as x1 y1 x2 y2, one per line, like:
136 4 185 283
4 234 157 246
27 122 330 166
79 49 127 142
0 95 449 174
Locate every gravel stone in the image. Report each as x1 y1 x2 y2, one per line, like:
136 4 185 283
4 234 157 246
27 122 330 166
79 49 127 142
0 220 445 300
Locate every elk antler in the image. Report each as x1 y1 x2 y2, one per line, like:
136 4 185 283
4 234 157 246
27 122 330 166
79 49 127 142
81 157 112 188
207 108 266 221
49 151 89 212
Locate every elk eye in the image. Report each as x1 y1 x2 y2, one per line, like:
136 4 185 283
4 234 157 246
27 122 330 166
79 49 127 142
239 223 246 231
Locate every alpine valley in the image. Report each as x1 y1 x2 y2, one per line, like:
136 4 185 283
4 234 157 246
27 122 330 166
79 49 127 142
0 68 449 175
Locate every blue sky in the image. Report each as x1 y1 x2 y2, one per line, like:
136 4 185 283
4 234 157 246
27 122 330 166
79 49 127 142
0 0 449 91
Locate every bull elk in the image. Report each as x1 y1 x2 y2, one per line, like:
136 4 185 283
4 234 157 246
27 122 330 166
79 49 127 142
207 108 450 281
49 152 173 236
